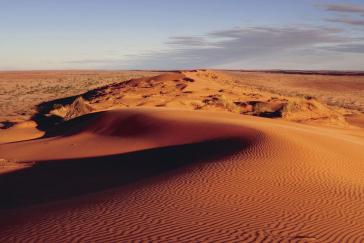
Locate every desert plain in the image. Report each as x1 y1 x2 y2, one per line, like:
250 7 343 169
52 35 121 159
0 69 364 242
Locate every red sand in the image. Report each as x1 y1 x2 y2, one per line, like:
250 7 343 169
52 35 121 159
1 108 364 242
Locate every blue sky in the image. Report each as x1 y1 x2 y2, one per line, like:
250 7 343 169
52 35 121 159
1 0 364 70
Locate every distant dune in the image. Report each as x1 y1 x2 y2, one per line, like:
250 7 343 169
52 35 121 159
227 70 364 114
266 70 364 76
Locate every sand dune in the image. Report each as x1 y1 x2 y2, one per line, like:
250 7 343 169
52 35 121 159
30 70 351 130
1 108 364 242
0 108 257 162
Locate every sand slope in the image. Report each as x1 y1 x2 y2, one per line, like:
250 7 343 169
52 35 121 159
0 108 364 242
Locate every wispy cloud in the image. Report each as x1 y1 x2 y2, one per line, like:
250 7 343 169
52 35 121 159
166 36 212 47
320 3 364 27
323 43 364 53
68 26 360 69
327 17 364 26
321 3 364 15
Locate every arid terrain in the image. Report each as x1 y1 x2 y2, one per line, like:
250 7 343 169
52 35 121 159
0 70 163 122
0 70 364 242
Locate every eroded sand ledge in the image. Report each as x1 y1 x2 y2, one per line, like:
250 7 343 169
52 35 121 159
0 108 364 242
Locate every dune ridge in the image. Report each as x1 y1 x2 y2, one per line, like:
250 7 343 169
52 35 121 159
40 70 350 128
0 108 259 162
0 108 363 242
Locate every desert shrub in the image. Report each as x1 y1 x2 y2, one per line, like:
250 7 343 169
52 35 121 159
202 94 238 112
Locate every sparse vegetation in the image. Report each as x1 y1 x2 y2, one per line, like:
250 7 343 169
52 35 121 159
202 94 239 112
0 71 163 122
227 71 364 113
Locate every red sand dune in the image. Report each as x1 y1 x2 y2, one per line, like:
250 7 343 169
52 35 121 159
0 108 364 242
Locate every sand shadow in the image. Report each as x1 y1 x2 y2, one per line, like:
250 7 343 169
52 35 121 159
30 95 79 131
0 138 247 210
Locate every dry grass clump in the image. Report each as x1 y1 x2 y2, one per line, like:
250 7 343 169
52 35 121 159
281 97 347 125
202 94 238 112
51 97 93 120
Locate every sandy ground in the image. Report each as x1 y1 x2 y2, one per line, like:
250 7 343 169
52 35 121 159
0 108 364 242
0 70 364 242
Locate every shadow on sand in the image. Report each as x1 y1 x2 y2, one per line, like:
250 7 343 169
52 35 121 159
0 138 247 209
